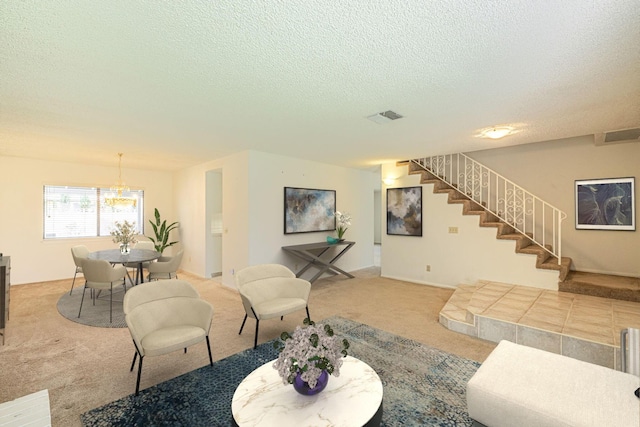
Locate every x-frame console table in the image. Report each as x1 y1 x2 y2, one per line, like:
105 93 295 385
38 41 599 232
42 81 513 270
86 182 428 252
281 240 355 283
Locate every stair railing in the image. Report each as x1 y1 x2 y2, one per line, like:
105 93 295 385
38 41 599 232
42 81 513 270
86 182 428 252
412 153 566 264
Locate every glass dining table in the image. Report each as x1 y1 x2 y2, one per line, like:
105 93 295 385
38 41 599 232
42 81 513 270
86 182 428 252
88 249 161 285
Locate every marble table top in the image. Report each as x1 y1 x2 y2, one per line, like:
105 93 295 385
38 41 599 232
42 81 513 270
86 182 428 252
231 356 383 427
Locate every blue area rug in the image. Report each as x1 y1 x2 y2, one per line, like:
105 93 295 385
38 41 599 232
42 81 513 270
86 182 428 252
81 316 480 426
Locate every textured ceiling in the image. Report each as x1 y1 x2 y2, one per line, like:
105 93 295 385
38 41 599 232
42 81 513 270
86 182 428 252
1 1 639 172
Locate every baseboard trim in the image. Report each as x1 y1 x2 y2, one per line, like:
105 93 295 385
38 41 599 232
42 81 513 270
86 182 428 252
379 274 457 289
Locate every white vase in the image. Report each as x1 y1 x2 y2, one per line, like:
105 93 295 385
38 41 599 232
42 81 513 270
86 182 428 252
120 243 130 254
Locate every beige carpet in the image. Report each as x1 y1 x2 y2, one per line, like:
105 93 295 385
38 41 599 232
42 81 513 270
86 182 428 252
0 268 496 426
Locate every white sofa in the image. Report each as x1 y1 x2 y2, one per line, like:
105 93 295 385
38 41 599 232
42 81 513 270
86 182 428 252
467 340 640 427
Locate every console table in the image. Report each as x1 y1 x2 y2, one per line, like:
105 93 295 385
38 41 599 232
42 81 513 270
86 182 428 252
281 241 355 283
231 356 383 426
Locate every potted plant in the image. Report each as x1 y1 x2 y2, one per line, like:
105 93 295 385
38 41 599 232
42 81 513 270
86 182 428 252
334 211 351 240
273 318 349 395
147 208 179 254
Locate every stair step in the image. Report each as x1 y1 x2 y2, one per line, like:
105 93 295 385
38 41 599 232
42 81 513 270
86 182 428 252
560 271 640 302
538 257 563 270
518 246 546 255
440 280 640 358
482 221 503 227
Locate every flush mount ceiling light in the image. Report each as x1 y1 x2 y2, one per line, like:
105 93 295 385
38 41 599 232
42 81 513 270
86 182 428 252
104 153 137 208
382 177 397 185
367 110 404 124
479 126 514 139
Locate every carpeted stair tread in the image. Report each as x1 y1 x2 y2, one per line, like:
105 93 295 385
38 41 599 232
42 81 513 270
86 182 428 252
560 271 640 302
495 231 524 240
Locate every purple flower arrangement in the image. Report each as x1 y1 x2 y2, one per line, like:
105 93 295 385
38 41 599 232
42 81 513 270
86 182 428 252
273 318 349 389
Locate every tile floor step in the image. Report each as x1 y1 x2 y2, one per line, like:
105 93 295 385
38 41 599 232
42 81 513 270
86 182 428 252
439 279 640 370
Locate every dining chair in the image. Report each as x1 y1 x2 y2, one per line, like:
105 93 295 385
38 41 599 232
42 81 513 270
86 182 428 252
235 264 311 348
125 240 156 284
147 250 183 280
78 259 127 323
69 245 90 295
123 279 213 395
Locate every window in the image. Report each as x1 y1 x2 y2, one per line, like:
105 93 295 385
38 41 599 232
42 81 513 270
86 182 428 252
43 185 144 239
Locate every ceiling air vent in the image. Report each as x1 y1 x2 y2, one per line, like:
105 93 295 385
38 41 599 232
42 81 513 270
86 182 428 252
594 128 640 146
367 110 404 124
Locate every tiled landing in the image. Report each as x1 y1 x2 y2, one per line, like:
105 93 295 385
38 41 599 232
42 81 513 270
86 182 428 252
439 280 640 370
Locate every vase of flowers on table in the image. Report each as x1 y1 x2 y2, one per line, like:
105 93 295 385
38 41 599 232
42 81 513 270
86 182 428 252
334 211 351 241
111 220 138 254
273 318 349 396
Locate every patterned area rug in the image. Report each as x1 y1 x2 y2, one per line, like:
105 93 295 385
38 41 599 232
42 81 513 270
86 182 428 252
57 287 127 328
81 316 480 426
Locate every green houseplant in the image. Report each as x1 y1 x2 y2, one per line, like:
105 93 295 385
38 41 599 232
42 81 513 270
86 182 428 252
147 208 179 253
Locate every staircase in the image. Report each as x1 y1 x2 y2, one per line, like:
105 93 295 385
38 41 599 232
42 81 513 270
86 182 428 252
402 154 572 281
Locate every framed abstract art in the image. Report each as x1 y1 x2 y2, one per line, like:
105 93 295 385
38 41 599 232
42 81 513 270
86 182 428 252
387 186 422 236
284 187 336 234
575 177 635 230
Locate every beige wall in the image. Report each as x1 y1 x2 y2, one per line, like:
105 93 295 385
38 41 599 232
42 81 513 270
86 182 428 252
0 155 174 284
470 135 639 277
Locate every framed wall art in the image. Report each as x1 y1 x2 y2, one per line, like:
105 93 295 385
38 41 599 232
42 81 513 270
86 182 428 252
575 177 635 230
387 186 422 236
284 187 336 234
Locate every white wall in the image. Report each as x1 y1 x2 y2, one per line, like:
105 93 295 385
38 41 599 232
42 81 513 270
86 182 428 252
205 170 222 277
174 151 250 287
0 156 174 284
247 151 376 277
174 150 377 288
373 190 381 244
380 163 559 289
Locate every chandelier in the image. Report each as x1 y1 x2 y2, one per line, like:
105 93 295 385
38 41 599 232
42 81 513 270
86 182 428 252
104 153 137 208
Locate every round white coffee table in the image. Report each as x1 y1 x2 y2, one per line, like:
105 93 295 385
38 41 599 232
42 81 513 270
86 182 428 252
231 356 383 427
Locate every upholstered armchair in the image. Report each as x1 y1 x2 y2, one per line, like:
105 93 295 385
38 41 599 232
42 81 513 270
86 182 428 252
123 279 214 395
235 264 311 349
78 258 127 323
147 250 183 280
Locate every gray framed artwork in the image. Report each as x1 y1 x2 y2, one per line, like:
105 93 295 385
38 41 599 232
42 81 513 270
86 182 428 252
575 177 635 230
284 187 336 234
387 186 422 236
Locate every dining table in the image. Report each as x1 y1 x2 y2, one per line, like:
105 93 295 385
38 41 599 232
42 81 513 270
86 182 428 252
88 249 161 285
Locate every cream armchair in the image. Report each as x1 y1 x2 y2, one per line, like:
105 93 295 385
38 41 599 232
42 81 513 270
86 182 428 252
147 250 183 280
70 245 90 295
78 258 127 324
235 264 311 349
123 279 214 395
